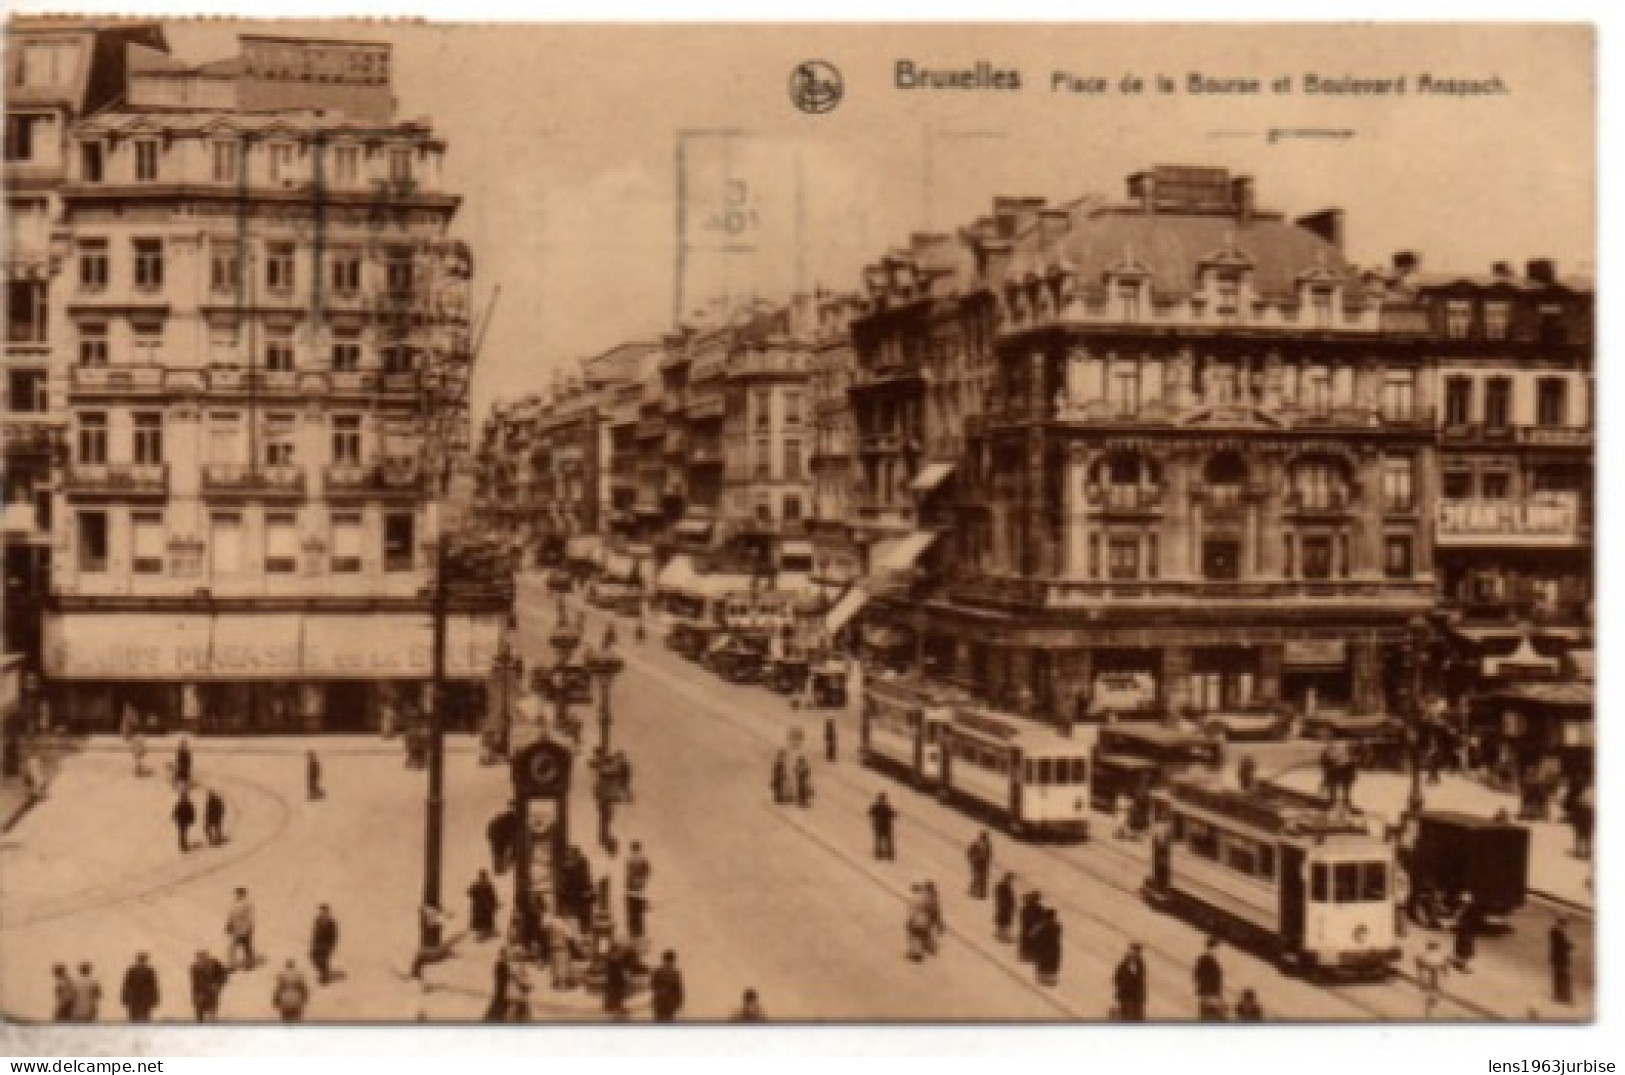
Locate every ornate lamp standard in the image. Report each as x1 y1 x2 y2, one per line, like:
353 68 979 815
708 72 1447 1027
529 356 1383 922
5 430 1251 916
586 647 626 754
1406 615 1431 815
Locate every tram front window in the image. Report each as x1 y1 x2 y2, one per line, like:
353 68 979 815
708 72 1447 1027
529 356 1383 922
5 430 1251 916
1333 863 1361 903
1361 862 1388 901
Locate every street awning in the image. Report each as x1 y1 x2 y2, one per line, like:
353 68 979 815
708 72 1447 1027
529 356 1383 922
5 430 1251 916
656 554 700 593
1482 636 1560 678
825 585 869 635
674 518 714 540
565 534 603 563
871 530 938 573
909 462 956 493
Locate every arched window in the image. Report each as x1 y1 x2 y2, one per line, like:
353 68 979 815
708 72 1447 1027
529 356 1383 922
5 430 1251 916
1289 456 1352 510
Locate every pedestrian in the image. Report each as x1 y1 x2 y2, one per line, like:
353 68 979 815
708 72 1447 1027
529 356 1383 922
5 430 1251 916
484 948 511 1022
310 904 339 985
488 803 518 875
771 751 790 804
1114 790 1134 840
172 790 197 853
1017 890 1043 962
824 718 838 763
1233 988 1264 1021
505 950 533 1022
203 788 227 845
625 841 652 942
602 942 630 1018
468 870 500 941
52 964 74 1020
732 988 766 1022
306 750 324 800
993 872 1017 942
921 881 946 952
189 950 227 1021
1113 942 1148 1021
120 953 160 1022
869 792 897 860
1571 785 1594 859
70 962 101 1022
130 731 149 777
614 750 634 803
595 784 617 856
1453 893 1481 972
794 753 813 807
1034 908 1063 986
966 830 993 898
544 905 577 990
1416 939 1450 1018
173 737 193 791
271 960 310 1022
1549 916 1574 1005
1195 937 1226 1020
225 887 256 970
649 949 685 1022
906 884 933 961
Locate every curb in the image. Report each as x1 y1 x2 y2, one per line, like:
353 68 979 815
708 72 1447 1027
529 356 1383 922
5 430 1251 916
1 790 40 834
1529 887 1594 919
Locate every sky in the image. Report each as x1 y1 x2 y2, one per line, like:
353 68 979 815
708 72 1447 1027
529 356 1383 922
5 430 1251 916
146 22 1596 421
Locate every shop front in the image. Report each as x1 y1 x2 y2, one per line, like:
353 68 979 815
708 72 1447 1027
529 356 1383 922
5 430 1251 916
43 610 503 735
1278 638 1354 715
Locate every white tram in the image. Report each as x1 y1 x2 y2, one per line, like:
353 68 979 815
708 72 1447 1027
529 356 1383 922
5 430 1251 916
939 708 1092 840
858 675 964 788
1145 775 1401 979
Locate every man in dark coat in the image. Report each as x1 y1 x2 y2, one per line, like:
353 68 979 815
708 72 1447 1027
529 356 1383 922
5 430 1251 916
1550 916 1574 1004
966 830 993 898
120 953 160 1022
602 944 630 1018
174 738 193 790
1195 937 1226 1020
484 950 511 1022
824 718 838 762
1453 894 1482 972
868 793 897 860
189 950 227 1021
1017 891 1044 962
468 870 500 940
1114 942 1149 1021
310 904 339 985
1034 908 1063 986
306 751 324 800
649 949 685 1022
203 788 227 845
487 804 517 874
172 791 197 853
993 872 1017 941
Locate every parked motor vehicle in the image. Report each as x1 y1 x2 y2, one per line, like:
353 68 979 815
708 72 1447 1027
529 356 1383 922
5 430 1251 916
1086 672 1161 722
1190 703 1293 743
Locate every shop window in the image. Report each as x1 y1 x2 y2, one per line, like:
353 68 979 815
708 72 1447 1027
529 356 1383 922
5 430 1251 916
265 513 298 574
331 513 363 573
384 512 415 571
78 511 109 572
132 512 164 574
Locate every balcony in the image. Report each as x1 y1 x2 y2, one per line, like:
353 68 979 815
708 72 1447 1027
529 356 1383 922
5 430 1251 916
1518 425 1592 449
949 573 1436 612
201 463 306 498
70 365 165 395
1436 497 1586 548
1087 484 1164 513
330 371 383 395
65 462 168 497
2 416 62 455
324 461 426 498
1440 422 1517 446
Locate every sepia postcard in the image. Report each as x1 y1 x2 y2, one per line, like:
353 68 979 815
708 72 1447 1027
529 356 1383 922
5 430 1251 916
0 13 1600 1053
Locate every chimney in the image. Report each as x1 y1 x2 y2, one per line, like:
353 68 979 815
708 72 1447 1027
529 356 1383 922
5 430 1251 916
1392 250 1420 276
1526 259 1557 285
1491 261 1514 279
1296 209 1345 250
1127 171 1156 214
1230 175 1255 225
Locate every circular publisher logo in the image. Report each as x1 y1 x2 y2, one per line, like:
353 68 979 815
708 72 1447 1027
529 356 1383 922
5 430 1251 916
790 60 843 114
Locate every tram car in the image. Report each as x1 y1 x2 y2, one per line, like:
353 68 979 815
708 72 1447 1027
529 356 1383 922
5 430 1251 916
858 675 965 788
1144 774 1400 980
940 707 1092 840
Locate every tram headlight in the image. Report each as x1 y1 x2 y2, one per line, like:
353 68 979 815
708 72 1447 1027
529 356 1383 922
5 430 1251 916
1352 925 1370 946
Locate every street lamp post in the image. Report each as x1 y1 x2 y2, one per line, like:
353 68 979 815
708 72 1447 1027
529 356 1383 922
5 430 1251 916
1406 615 1430 815
587 647 625 754
549 596 581 743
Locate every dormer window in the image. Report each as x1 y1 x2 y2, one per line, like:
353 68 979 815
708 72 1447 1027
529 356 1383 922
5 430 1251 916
1445 299 1472 339
1214 274 1240 318
1310 287 1334 328
1484 300 1511 340
1115 280 1142 321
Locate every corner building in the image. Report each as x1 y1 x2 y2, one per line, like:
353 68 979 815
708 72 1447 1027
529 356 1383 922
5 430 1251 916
43 33 499 733
888 166 1436 721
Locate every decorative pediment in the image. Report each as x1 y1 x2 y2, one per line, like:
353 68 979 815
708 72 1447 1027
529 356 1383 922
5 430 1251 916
1178 405 1285 430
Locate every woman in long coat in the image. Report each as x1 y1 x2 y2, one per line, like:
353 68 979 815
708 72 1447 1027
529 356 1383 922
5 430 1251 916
771 751 790 804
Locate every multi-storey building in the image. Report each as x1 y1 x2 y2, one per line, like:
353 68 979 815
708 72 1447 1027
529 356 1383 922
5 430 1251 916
808 290 864 592
472 394 543 557
5 21 169 668
41 32 500 734
877 166 1437 722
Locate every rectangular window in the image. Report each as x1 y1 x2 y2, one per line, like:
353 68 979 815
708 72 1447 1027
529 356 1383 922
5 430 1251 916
4 115 41 162
1310 288 1333 328
382 346 414 374
132 239 164 291
331 340 362 372
265 512 298 574
208 323 240 366
212 141 239 184
132 412 164 464
265 330 295 372
783 438 803 480
132 511 164 574
266 242 295 293
783 496 802 523
18 42 78 87
1381 457 1414 512
131 320 163 365
77 412 107 464
1214 274 1239 317
210 513 242 577
264 413 296 466
1303 367 1332 414
77 511 108 573
1444 377 1473 426
329 250 362 295
207 413 241 463
1445 299 1473 339
1484 378 1511 428
78 239 109 292
1116 281 1141 322
1110 366 1140 415
754 436 772 479
1442 470 1472 500
5 280 47 343
268 143 295 185
1380 372 1416 422
1300 535 1333 581
388 147 413 184
1384 535 1413 579
1108 537 1140 580
1482 472 1511 500
386 249 414 295
7 369 48 413
1537 378 1568 426
1483 301 1511 340
384 512 415 571
332 414 362 464
754 388 772 430
332 145 360 187
133 139 159 182
331 512 363 573
210 244 240 293
80 141 103 182
785 390 804 426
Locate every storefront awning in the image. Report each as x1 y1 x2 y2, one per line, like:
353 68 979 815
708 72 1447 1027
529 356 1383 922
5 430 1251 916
656 554 699 592
674 518 714 540
825 585 869 635
909 462 956 493
871 531 938 574
565 534 603 563
1482 636 1561 678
